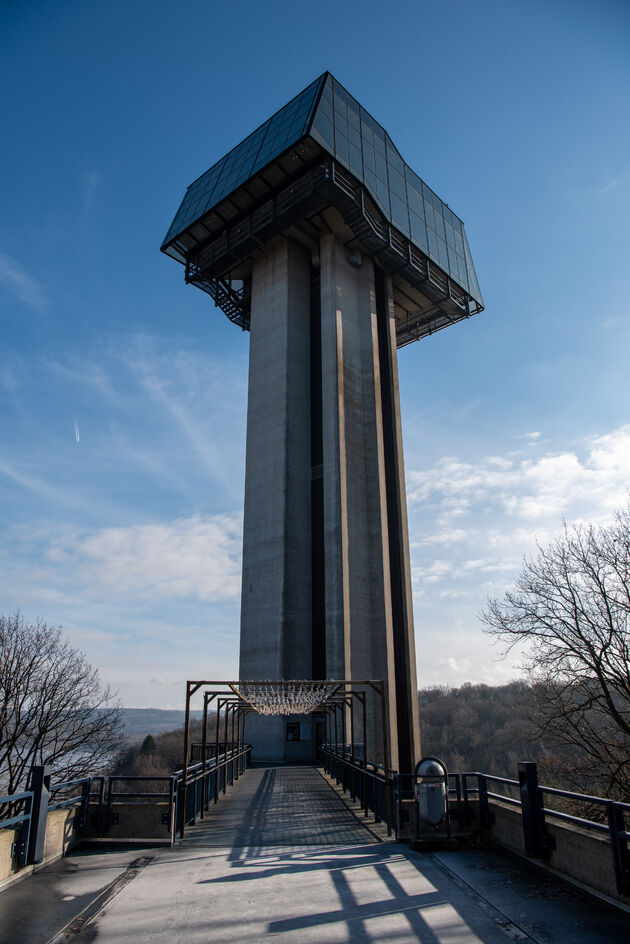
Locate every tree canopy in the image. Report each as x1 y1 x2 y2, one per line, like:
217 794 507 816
482 506 630 798
0 612 125 796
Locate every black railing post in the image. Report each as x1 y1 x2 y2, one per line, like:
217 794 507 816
607 801 630 896
26 765 51 865
478 774 491 831
518 761 551 858
169 776 177 845
79 778 91 831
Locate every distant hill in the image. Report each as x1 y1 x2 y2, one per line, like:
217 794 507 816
120 708 203 742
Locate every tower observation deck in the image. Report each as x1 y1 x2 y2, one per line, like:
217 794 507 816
162 73 483 775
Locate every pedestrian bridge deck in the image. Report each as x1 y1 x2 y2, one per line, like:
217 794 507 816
1 765 627 943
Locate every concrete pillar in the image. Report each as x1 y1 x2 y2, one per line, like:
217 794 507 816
319 233 399 768
239 232 420 771
239 237 312 762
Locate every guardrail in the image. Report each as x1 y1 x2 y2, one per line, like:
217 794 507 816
322 747 394 835
457 763 630 897
174 743 252 837
0 791 34 867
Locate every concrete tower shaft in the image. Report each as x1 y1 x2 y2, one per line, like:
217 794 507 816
239 234 420 770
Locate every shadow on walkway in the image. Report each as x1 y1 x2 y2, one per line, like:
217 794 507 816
182 765 383 850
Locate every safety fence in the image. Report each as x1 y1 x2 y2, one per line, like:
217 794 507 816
321 748 395 835
0 745 252 872
174 743 252 837
452 763 630 897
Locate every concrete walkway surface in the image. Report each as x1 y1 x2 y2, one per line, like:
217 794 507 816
0 766 628 943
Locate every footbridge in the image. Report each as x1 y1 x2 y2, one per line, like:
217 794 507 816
1 758 629 944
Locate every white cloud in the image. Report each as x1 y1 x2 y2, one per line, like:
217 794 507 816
407 425 630 687
0 249 49 311
407 425 630 525
50 513 243 602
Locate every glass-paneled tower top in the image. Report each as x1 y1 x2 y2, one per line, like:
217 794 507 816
162 73 483 341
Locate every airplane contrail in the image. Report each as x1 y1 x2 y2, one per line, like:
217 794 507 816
74 419 80 443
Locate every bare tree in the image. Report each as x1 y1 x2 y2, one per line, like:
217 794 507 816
481 506 630 799
0 612 125 796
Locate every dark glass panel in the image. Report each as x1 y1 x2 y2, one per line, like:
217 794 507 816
388 166 405 199
462 227 482 304
360 107 373 129
312 110 334 147
348 124 361 149
410 211 427 249
335 113 348 137
406 182 423 217
376 176 390 210
348 143 363 175
362 142 375 173
386 138 404 176
319 97 333 121
375 151 388 183
347 97 360 129
427 226 438 258
437 236 449 268
432 205 446 240
364 168 377 195
390 193 409 234
406 167 422 192
335 131 349 164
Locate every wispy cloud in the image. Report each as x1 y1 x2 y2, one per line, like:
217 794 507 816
82 170 103 211
599 174 625 194
47 513 243 602
0 250 49 312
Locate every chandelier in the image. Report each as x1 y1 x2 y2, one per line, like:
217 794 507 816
235 680 334 716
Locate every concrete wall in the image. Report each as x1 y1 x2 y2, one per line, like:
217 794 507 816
91 802 173 842
0 808 79 887
449 796 629 906
486 799 629 906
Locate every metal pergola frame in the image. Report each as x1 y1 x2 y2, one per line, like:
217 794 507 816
180 678 390 838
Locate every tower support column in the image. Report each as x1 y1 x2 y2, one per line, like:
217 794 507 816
319 233 419 773
239 236 313 762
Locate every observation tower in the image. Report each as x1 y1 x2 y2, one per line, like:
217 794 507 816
162 73 483 773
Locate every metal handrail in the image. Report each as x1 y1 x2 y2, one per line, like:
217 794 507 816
0 790 34 866
322 747 394 835
458 767 630 896
0 791 34 829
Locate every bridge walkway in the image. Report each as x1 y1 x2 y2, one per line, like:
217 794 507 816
1 765 628 943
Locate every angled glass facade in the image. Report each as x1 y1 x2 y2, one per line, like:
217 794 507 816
309 75 481 304
163 76 324 247
162 72 482 309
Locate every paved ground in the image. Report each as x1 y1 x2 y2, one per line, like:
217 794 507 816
183 765 387 846
0 847 146 944
1 766 628 943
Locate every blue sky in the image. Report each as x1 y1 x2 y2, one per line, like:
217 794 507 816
1 0 629 707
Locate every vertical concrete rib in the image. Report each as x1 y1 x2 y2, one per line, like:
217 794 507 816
377 273 421 773
240 239 313 762
239 237 312 760
319 233 399 767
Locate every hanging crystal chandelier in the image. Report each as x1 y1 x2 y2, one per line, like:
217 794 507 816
235 680 334 716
